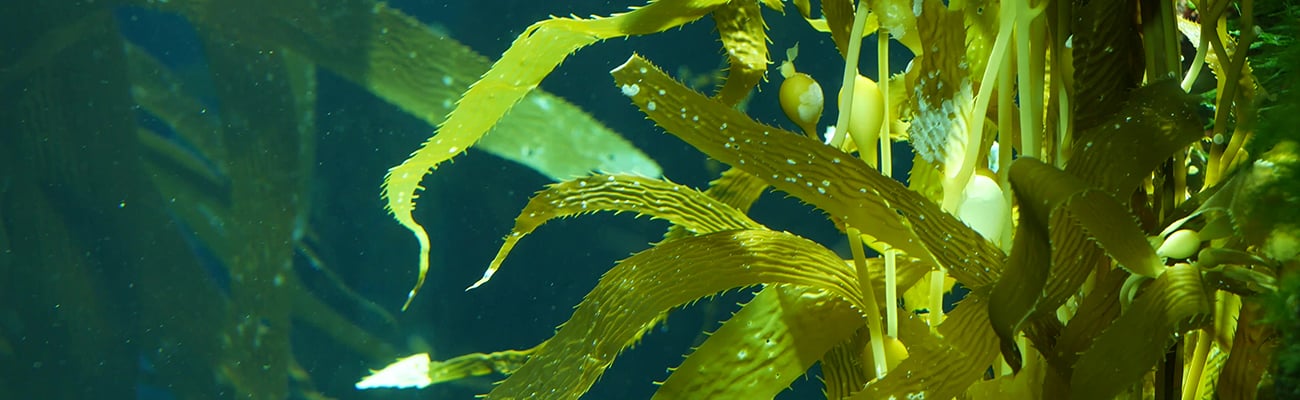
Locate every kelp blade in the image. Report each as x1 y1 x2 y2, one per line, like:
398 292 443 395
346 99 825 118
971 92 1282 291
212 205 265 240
852 294 1001 399
656 257 929 398
487 230 871 399
654 285 861 398
1070 263 1211 400
610 54 1004 288
473 174 765 288
383 0 729 308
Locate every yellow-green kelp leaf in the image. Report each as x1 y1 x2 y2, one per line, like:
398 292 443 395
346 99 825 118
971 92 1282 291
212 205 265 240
852 294 1001 399
664 168 769 240
1070 263 1211 400
654 285 861 399
471 174 764 289
383 0 729 308
656 257 929 398
610 54 1003 287
712 0 771 106
427 348 533 385
487 229 870 399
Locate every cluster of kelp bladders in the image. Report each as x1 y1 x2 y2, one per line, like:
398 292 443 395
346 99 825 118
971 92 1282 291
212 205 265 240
370 0 1296 398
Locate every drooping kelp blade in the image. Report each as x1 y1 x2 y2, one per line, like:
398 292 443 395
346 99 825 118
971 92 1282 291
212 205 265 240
382 0 729 308
712 0 772 105
1070 263 1212 400
487 230 871 399
656 258 929 398
130 0 662 180
472 174 765 289
611 54 1003 287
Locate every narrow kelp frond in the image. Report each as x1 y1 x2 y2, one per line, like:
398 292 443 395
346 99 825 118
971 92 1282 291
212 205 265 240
471 174 764 289
611 54 1005 287
487 229 873 399
383 0 733 308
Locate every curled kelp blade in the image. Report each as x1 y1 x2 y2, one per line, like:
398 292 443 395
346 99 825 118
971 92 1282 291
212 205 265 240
1070 263 1212 400
487 229 870 399
1035 81 1201 316
1011 158 1165 279
656 257 928 398
471 174 764 289
611 54 1004 288
711 0 770 106
991 158 1166 368
383 0 730 309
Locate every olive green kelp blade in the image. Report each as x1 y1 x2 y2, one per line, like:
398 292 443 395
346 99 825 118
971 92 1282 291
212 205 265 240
486 229 871 400
382 0 729 308
1032 82 1202 324
989 158 1168 369
1070 263 1211 400
471 174 765 289
610 54 1004 288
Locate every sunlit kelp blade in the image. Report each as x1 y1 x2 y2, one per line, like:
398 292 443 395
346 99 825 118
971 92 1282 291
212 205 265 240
852 294 1000 399
654 285 861 398
657 257 929 398
487 230 869 399
380 0 727 307
611 54 1003 288
1070 263 1212 400
664 168 769 240
473 174 765 288
712 0 771 106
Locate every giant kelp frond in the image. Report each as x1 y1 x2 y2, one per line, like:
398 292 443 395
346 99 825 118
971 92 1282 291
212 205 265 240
383 0 733 309
472 174 764 289
487 229 873 399
611 54 1004 287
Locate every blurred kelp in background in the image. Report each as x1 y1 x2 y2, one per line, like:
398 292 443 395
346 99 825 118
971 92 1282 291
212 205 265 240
0 0 660 398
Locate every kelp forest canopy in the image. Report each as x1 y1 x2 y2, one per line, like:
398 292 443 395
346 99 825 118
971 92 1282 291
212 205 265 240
1 0 1298 399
